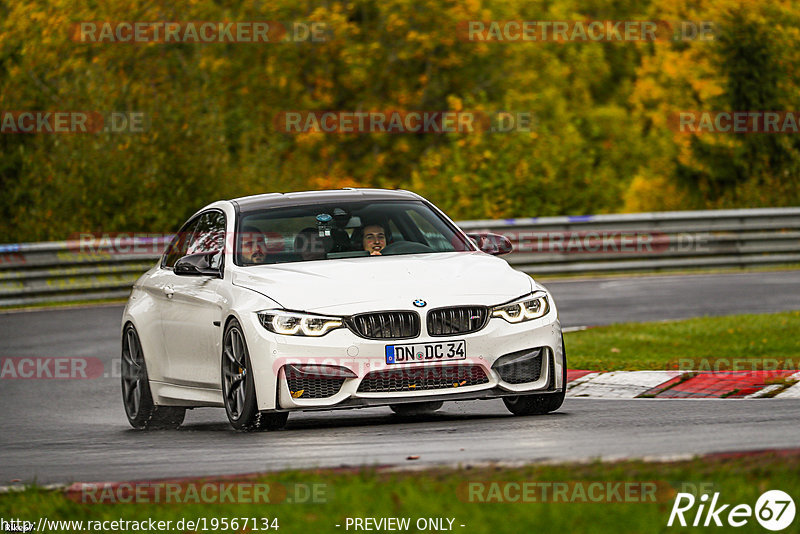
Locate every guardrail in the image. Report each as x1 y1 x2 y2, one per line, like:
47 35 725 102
0 237 170 308
1 208 799 307
460 207 800 275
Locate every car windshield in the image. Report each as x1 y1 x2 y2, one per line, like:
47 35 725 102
235 200 473 266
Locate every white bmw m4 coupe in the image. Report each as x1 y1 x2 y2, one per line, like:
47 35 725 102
121 189 566 431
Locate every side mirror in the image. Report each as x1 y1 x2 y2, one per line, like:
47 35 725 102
467 232 513 255
174 252 222 277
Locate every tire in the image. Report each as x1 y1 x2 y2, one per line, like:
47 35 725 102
121 323 185 430
502 336 567 416
222 318 288 432
389 401 444 416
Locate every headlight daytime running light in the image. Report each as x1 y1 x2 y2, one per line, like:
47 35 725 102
491 293 550 323
257 310 343 337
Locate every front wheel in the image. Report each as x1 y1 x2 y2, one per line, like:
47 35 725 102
222 319 288 432
121 323 185 430
503 337 567 416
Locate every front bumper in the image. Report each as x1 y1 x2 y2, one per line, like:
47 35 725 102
244 308 564 412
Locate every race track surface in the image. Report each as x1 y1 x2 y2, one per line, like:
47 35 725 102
2 271 799 484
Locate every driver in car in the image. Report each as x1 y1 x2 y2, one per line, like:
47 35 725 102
240 226 268 264
362 223 387 255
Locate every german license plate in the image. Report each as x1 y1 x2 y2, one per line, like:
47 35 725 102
385 340 466 364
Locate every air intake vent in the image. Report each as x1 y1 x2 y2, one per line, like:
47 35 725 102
284 368 346 399
492 348 545 384
348 311 420 340
427 306 488 336
357 364 489 393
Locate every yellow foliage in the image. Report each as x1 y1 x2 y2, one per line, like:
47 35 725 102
310 175 362 190
623 174 693 213
1 0 798 242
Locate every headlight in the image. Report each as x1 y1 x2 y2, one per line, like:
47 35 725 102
491 292 550 323
257 310 343 337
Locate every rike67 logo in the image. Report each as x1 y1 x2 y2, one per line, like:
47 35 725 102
668 490 795 531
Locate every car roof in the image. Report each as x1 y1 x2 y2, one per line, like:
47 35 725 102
230 188 423 212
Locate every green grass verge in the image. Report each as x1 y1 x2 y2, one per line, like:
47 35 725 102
565 311 800 371
1 451 797 534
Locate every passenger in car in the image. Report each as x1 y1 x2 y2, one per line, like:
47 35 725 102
240 226 268 264
362 223 387 255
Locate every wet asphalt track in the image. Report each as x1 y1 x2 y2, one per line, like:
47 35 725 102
1 271 799 484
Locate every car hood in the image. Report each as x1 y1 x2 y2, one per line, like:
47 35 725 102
231 252 533 314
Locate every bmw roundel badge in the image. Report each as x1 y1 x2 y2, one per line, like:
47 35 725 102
413 299 427 308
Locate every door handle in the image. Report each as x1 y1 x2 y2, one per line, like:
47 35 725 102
163 285 174 299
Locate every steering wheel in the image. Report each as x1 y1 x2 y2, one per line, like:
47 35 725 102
380 241 435 255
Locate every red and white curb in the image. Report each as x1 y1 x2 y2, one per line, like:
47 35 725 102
566 369 800 399
775 371 800 398
567 371 683 398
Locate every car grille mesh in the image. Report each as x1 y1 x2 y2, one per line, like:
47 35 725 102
357 364 489 393
285 369 346 399
348 311 420 339
427 306 488 336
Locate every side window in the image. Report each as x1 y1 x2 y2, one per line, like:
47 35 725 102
187 211 226 269
162 217 200 268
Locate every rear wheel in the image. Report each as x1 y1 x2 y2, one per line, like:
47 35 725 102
121 324 185 430
389 401 444 416
222 319 288 432
503 337 567 416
